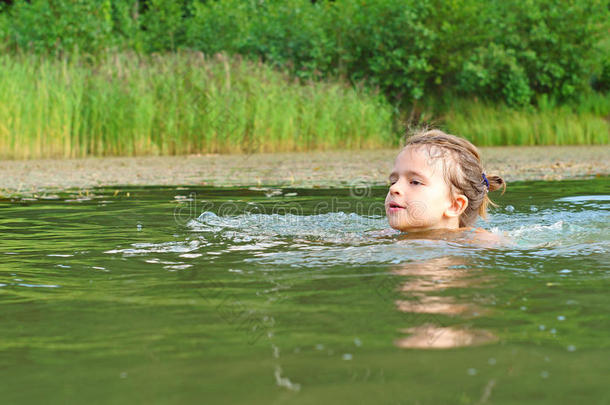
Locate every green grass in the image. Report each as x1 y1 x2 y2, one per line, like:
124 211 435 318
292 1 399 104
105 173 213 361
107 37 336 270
0 52 395 159
0 52 608 160
412 95 610 147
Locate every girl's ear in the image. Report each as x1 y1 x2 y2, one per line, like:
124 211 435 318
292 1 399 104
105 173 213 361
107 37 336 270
445 194 468 219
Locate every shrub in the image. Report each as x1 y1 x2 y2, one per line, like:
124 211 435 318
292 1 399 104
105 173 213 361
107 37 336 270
1 0 608 105
6 0 114 55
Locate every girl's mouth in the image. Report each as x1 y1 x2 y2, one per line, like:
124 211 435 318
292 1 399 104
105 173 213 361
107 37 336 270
388 202 405 212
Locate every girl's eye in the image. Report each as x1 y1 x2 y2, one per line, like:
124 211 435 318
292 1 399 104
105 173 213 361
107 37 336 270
410 180 422 186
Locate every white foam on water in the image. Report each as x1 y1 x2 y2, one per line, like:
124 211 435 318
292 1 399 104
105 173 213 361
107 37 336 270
104 193 609 269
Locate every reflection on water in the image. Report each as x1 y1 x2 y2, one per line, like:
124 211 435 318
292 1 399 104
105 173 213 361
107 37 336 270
392 256 497 349
396 325 498 349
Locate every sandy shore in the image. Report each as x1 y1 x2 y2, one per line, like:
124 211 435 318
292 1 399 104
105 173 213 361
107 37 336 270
1 146 608 195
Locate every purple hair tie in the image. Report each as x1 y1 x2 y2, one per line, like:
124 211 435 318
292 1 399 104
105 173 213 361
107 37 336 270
482 173 490 190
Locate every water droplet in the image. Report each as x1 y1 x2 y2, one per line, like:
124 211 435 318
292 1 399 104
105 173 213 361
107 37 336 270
550 328 557 334
539 325 546 331
530 205 538 212
488 358 496 365
467 368 477 376
505 205 515 213
315 344 324 351
567 345 576 352
558 269 571 274
540 371 549 379
520 306 527 311
342 353 353 360
557 315 565 321
354 338 362 347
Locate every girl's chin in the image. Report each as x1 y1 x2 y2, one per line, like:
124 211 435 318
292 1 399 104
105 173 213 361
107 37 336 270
388 220 416 232
387 219 432 233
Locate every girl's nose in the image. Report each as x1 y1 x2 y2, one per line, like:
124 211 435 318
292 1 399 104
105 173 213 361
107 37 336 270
390 183 403 196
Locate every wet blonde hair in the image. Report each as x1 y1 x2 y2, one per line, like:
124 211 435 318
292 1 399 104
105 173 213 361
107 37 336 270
404 129 506 227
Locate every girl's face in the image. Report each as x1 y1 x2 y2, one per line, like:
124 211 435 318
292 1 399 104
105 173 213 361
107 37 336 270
385 146 462 232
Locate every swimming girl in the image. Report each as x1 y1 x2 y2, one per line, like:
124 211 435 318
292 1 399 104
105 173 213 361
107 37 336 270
385 129 506 241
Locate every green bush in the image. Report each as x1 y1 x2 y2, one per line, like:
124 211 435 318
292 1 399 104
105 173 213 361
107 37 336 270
238 0 335 80
0 5 7 50
1 0 608 106
184 0 609 106
185 0 251 56
328 0 607 105
6 0 115 55
481 0 606 102
593 59 610 92
329 0 435 101
458 43 533 107
109 0 144 52
592 37 610 92
140 0 186 52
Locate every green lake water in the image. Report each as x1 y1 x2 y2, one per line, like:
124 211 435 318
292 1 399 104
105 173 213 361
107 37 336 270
1 178 609 404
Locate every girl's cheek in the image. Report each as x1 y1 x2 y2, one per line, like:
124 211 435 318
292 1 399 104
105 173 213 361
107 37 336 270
406 201 428 224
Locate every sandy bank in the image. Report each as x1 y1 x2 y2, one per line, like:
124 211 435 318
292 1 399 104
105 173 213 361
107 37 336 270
1 146 608 195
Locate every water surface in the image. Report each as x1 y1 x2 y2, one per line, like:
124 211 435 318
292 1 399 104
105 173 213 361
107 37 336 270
1 178 609 404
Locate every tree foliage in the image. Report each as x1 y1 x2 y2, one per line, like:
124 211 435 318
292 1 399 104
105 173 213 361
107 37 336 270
1 0 608 105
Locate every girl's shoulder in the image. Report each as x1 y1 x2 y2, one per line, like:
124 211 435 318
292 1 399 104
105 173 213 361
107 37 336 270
466 227 509 247
367 227 509 247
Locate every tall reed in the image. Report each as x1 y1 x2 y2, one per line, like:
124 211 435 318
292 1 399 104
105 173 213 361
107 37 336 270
0 52 607 160
415 97 609 147
0 52 395 159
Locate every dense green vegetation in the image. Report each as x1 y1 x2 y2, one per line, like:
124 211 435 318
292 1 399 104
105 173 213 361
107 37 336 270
0 53 394 159
0 0 608 156
2 0 608 105
431 94 610 146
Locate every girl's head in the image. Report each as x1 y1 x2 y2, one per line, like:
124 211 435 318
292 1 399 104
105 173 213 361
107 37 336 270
385 129 505 232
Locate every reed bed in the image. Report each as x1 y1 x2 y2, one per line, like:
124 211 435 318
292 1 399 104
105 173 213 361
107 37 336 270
0 52 394 159
418 96 610 147
0 52 607 160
